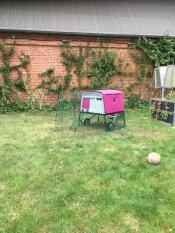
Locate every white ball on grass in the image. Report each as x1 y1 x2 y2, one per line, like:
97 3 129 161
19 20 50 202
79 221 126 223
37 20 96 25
147 152 161 165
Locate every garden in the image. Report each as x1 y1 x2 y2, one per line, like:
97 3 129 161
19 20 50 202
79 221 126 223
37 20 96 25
0 109 175 233
0 36 175 233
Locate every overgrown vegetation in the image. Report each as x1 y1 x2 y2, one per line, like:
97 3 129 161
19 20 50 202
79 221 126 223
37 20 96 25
60 44 88 89
135 35 175 67
60 42 152 93
0 39 152 113
35 68 63 109
130 51 153 80
128 52 154 96
3 36 173 113
60 42 117 89
87 50 117 88
166 90 175 101
0 41 30 113
117 56 132 77
125 94 149 109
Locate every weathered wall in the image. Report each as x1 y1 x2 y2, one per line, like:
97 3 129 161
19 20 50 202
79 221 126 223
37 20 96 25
0 32 156 103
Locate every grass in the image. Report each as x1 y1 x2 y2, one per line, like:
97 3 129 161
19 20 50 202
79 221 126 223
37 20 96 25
0 109 175 233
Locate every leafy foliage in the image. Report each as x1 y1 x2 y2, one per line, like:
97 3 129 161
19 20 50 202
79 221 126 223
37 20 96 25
0 38 159 113
61 43 118 90
36 67 74 95
125 94 149 109
166 90 175 101
0 100 32 114
130 51 153 80
0 41 30 108
135 35 175 67
37 68 63 95
87 50 117 88
61 45 87 88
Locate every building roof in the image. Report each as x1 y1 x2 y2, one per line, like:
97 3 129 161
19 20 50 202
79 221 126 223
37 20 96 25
0 0 175 37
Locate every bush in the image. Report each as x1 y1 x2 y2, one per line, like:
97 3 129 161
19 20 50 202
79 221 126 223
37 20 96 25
0 100 57 114
135 35 175 67
125 94 149 109
87 50 117 88
0 100 31 113
166 90 175 101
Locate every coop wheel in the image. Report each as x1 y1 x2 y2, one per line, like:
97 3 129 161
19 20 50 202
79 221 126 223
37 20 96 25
106 122 114 131
84 118 90 126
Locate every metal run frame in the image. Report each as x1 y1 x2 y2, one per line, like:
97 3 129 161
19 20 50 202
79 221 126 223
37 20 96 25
71 110 126 131
56 92 126 133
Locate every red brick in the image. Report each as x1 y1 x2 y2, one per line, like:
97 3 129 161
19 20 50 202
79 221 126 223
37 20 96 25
0 32 155 103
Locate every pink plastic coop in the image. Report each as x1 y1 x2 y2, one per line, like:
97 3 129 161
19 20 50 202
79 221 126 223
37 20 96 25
81 90 124 114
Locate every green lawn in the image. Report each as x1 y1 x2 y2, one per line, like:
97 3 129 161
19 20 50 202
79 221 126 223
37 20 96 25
0 110 175 233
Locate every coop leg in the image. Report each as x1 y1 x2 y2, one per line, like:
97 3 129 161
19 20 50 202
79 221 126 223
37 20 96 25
123 112 126 127
97 115 100 122
78 112 81 126
172 113 175 128
104 115 107 125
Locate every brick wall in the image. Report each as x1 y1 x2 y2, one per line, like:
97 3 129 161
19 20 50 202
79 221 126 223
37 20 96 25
0 32 158 103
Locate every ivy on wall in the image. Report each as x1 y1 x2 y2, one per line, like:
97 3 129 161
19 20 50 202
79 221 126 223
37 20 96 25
0 38 154 113
36 68 73 109
130 51 153 80
2 35 174 113
86 50 117 88
135 35 175 67
117 56 133 77
59 39 159 96
37 68 63 94
0 41 30 111
60 41 118 89
60 44 88 89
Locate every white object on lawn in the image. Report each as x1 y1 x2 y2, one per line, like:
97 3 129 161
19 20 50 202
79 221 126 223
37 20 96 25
147 152 161 165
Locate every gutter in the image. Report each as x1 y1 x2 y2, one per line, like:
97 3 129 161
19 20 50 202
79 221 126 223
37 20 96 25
0 28 174 39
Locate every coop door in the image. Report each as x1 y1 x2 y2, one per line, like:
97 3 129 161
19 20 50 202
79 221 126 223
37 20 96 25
108 95 118 113
105 94 124 114
82 98 90 110
89 97 104 114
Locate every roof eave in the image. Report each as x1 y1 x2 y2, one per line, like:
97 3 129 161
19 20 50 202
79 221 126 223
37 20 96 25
0 28 174 39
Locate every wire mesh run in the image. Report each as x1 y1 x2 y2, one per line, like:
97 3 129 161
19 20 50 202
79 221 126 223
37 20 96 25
55 92 126 137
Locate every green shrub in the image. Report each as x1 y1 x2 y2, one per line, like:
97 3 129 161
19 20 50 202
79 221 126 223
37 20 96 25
166 90 175 101
125 94 149 109
87 50 117 89
135 35 175 67
0 100 31 113
0 100 57 114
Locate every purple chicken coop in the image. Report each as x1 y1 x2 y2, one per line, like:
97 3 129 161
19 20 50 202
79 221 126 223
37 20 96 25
79 90 125 131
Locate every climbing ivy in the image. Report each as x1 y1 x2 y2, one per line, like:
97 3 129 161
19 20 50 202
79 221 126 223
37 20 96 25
35 68 64 108
135 35 175 67
86 50 117 88
36 67 78 109
60 40 154 94
0 37 165 113
60 44 88 88
37 68 63 94
117 56 132 77
60 41 118 89
130 51 153 80
0 41 30 111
